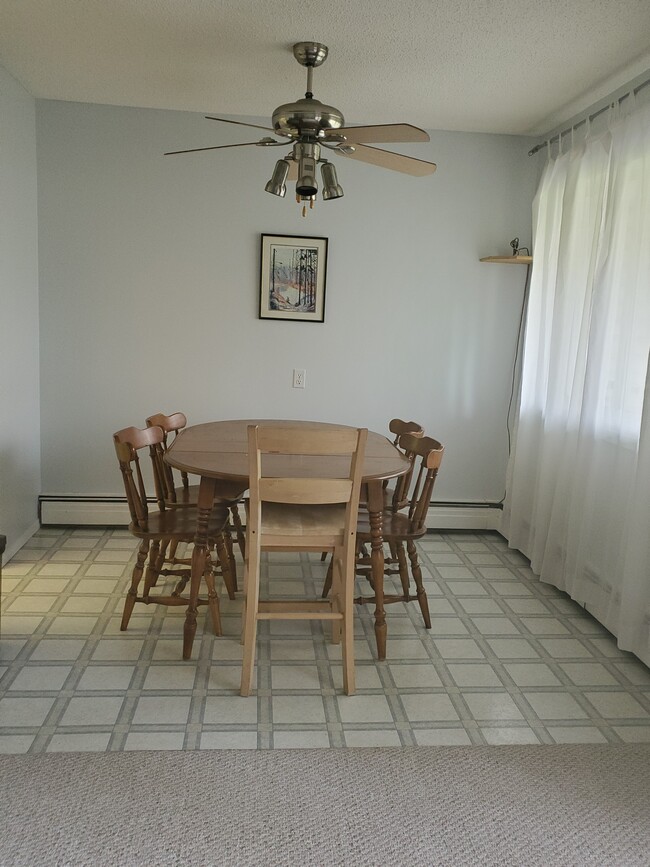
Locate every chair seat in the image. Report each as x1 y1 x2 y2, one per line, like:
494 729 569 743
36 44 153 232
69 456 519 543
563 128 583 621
356 511 425 542
248 501 347 542
170 482 247 507
130 504 230 541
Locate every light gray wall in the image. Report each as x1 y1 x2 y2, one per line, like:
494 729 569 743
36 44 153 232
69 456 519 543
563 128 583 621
0 66 41 559
36 100 536 502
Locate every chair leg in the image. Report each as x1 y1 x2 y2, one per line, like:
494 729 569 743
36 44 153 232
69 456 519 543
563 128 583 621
142 540 162 599
203 556 222 636
240 543 260 697
167 539 180 565
340 547 356 696
230 504 246 560
330 551 342 645
215 533 236 601
121 540 148 631
321 557 333 598
150 540 169 586
223 529 238 595
396 542 411 597
406 539 431 629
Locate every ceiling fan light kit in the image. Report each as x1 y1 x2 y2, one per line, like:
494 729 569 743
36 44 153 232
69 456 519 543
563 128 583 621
166 41 437 213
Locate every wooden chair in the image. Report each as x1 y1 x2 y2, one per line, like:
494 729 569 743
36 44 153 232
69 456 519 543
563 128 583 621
240 424 367 697
145 411 247 595
113 425 232 634
388 418 424 446
381 418 425 510
321 418 423 563
323 434 444 630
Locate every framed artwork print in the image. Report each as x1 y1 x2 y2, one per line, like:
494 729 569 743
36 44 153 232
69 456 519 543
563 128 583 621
259 233 328 322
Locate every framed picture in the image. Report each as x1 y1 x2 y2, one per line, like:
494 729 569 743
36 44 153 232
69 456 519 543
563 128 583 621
259 234 328 322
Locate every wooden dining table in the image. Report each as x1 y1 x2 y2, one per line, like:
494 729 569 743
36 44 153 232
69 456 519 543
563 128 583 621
165 419 410 661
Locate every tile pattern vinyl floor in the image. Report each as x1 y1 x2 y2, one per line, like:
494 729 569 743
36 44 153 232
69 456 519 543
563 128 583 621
1 528 649 753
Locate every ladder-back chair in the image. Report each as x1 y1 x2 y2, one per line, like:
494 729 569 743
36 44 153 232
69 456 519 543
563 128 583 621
241 424 367 697
113 425 232 636
145 411 247 595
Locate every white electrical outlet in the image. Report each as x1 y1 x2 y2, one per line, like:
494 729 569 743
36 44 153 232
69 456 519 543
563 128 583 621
293 368 306 388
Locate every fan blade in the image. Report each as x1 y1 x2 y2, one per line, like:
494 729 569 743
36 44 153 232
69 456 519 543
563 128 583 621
340 144 436 176
165 140 283 155
326 123 429 144
287 161 298 180
205 116 277 134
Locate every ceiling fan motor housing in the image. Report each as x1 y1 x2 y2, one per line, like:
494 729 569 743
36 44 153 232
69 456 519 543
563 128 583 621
272 98 345 138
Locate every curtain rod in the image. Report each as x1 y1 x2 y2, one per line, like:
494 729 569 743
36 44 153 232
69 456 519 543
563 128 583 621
528 76 650 156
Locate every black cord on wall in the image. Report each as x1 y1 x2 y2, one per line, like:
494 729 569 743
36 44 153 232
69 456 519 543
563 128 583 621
499 262 533 505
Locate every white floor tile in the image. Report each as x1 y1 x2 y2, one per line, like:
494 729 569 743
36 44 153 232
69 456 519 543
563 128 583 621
559 663 618 686
273 731 331 748
0 734 35 753
200 731 258 749
337 694 393 724
613 725 650 742
344 730 402 747
0 696 55 727
447 663 503 687
414 728 472 745
47 732 112 752
60 696 124 726
91 639 145 661
124 732 186 751
547 726 608 744
463 693 524 721
203 695 257 724
77 666 136 691
273 695 327 724
142 665 198 691
132 696 191 725
388 664 442 688
504 663 561 687
6 596 58 614
9 666 72 691
523 692 588 720
433 639 485 659
584 691 648 719
401 693 459 722
481 726 539 744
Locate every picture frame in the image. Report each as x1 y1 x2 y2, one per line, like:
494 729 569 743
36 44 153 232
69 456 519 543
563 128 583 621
259 233 328 322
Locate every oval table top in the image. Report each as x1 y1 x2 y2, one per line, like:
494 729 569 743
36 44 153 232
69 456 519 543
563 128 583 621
164 419 409 483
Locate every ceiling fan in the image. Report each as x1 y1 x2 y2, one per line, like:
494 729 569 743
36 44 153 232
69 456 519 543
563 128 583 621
165 42 437 213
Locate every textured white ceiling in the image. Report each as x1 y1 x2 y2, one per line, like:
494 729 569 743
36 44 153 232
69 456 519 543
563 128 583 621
1 0 649 135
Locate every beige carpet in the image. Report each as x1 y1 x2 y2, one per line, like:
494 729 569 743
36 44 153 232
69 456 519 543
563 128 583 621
1 745 649 866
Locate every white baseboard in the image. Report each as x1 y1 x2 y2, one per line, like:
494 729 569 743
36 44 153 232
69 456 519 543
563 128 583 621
40 499 131 527
3 520 41 563
39 497 503 532
425 504 502 531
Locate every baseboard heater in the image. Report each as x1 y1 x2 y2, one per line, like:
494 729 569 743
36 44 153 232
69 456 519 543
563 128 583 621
39 495 503 532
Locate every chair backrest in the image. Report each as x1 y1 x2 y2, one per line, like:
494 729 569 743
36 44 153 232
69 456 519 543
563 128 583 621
247 424 368 545
398 434 445 531
113 425 167 530
388 418 424 446
145 412 189 500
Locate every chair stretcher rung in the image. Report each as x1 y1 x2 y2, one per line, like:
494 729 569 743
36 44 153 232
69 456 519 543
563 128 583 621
257 600 342 620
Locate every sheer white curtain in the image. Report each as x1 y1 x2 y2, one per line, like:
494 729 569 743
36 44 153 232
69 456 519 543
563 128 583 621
503 98 650 666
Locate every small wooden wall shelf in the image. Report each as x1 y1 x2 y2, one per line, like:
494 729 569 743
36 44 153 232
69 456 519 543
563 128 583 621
480 255 532 264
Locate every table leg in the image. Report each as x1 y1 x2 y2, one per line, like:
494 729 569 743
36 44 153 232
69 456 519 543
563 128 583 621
366 480 387 661
183 475 217 660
